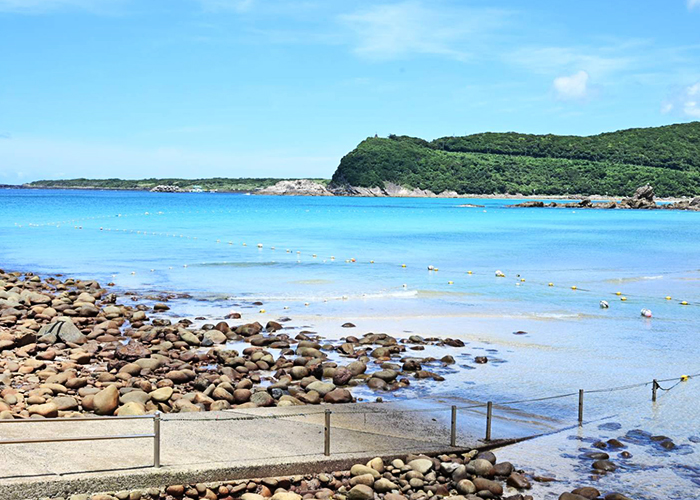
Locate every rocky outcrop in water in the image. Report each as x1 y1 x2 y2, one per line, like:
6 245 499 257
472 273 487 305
511 185 700 211
619 184 656 209
150 185 183 193
257 180 332 196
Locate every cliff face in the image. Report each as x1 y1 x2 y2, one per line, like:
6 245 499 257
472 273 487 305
328 181 463 198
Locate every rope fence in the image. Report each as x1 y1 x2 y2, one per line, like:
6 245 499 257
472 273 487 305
0 372 696 475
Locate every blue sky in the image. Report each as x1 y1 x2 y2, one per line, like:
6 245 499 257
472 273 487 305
1 0 699 182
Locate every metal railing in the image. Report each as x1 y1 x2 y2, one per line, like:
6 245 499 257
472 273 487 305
0 372 696 473
0 412 162 468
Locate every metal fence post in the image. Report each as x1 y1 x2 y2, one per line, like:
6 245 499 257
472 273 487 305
652 379 658 402
485 402 492 441
578 390 584 426
154 411 161 468
324 409 331 456
450 405 457 447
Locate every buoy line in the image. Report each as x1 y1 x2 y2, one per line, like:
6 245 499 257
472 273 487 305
14 214 700 310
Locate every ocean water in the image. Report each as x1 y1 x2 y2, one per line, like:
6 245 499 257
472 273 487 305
1 188 699 498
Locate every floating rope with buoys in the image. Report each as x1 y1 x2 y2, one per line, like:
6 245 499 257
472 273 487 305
13 210 700 310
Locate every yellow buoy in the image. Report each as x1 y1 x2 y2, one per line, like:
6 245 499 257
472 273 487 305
621 296 627 301
448 281 453 285
548 282 554 287
468 271 473 275
434 267 439 272
665 296 672 300
615 291 622 296
520 278 525 282
681 375 689 381
370 260 374 264
402 264 406 268
571 286 577 290
259 309 266 313
681 301 688 305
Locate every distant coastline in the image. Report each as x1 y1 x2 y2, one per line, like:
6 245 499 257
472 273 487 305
3 180 691 203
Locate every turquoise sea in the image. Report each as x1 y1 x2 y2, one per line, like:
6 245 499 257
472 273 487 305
1 188 699 498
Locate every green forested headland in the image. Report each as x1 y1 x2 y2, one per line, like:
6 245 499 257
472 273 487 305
330 122 700 197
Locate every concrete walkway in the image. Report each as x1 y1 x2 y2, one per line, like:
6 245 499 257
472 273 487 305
0 401 560 499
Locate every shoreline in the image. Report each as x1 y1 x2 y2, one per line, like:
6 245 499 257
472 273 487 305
0 268 472 420
0 268 675 500
4 184 691 203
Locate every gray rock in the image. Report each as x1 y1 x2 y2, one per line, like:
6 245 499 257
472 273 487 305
38 317 86 344
306 381 335 396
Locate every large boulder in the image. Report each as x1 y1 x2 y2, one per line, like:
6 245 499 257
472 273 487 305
408 458 434 474
306 381 335 397
347 485 374 500
116 402 146 415
115 341 151 360
94 385 119 415
620 184 656 209
28 402 58 418
323 388 353 404
37 317 86 344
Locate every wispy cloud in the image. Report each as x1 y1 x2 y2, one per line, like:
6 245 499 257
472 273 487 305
689 0 700 10
662 81 700 117
508 44 635 79
0 0 122 14
0 132 11 139
195 0 256 13
339 1 510 62
553 71 590 101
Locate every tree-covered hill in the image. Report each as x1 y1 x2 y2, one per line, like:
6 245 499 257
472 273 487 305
329 122 700 197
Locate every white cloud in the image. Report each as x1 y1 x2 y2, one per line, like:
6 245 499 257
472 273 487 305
553 70 590 101
689 0 700 10
339 1 509 61
508 45 634 79
662 81 700 117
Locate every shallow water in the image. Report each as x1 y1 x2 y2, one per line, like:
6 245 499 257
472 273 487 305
1 188 699 497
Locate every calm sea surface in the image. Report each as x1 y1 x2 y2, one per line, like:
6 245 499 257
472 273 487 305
1 188 699 498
